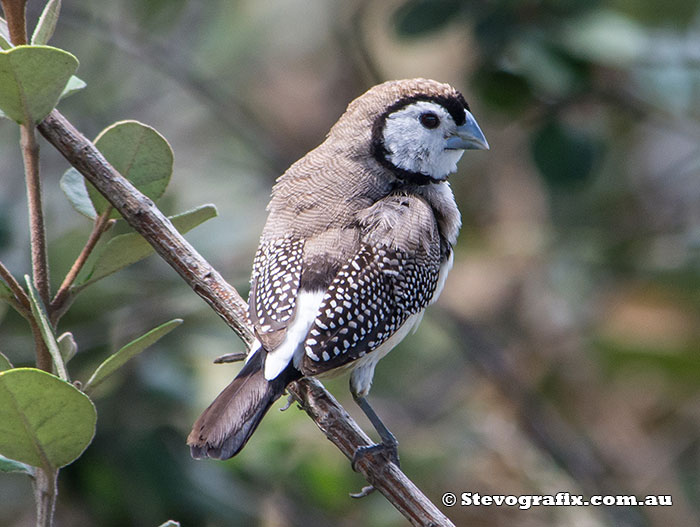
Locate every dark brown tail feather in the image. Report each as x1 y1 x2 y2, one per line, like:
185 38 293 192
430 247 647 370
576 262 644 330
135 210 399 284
187 348 301 460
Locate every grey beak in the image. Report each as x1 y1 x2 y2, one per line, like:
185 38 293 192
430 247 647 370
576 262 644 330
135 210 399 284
445 110 489 151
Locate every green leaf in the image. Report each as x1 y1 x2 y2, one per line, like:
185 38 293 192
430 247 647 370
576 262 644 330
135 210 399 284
57 332 77 364
472 68 534 115
531 121 600 190
0 45 78 124
60 168 97 219
31 0 62 46
0 368 96 469
76 204 217 288
393 0 462 38
0 351 12 371
59 75 86 100
83 319 182 394
0 453 34 475
86 121 173 218
24 276 68 380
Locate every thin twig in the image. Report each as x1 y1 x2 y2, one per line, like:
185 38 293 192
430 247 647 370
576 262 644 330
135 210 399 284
29 315 52 374
2 0 54 373
0 259 31 312
38 108 455 527
1 0 28 45
33 467 58 527
50 210 113 324
21 124 51 308
21 114 54 374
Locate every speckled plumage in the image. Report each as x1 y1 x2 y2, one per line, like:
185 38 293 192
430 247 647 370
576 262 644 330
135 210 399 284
301 194 441 375
188 78 487 460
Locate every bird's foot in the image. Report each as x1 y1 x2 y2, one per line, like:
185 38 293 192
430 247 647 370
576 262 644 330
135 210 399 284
349 440 400 498
351 440 400 471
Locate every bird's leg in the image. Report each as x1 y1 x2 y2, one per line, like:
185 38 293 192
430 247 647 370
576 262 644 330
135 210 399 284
349 393 400 498
352 395 400 467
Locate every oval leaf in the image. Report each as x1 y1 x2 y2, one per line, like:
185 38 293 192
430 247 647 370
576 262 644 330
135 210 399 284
86 121 173 218
0 368 96 469
83 319 183 394
57 332 77 364
31 0 62 46
76 204 217 288
60 168 97 218
0 45 78 124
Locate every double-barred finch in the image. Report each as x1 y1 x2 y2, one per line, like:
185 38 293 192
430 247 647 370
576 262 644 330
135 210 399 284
188 78 489 465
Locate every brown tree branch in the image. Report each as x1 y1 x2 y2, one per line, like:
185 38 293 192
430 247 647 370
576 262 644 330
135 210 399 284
38 111 255 348
38 108 454 527
289 379 454 526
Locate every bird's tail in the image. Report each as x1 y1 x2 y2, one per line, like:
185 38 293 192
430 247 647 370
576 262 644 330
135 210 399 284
187 348 301 460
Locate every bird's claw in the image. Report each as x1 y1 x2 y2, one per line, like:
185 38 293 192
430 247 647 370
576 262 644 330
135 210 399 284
350 484 376 499
349 440 400 497
279 393 295 412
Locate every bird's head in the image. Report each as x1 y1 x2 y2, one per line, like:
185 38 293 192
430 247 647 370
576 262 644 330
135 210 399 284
332 78 488 185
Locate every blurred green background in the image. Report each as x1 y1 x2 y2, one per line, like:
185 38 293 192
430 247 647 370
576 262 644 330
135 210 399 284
1 0 699 526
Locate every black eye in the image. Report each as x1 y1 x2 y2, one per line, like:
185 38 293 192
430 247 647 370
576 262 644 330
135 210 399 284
419 112 440 129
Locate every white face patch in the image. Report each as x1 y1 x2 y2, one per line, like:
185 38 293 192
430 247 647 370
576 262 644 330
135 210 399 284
382 101 466 181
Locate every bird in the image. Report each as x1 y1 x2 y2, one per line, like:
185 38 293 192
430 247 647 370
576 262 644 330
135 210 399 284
187 78 489 472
